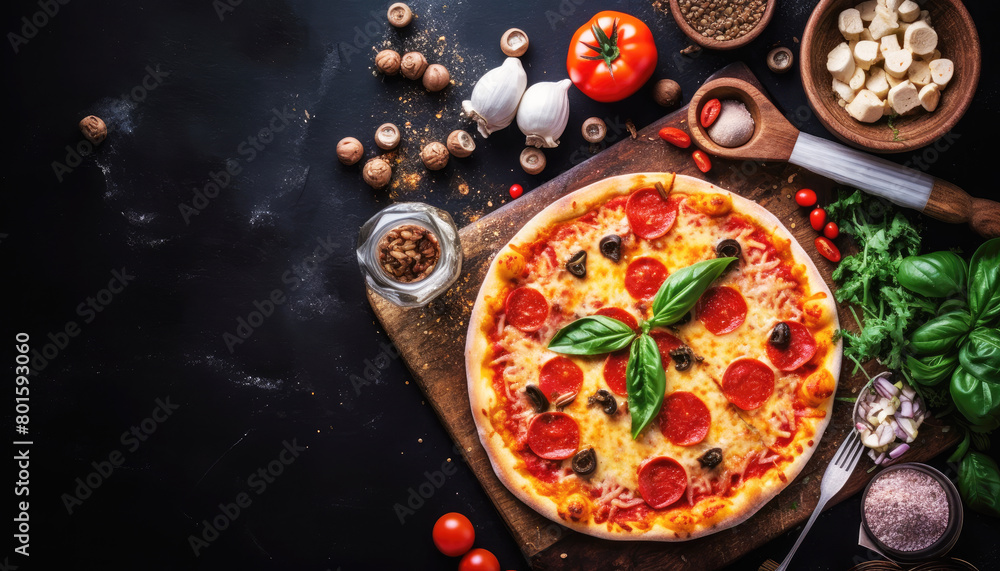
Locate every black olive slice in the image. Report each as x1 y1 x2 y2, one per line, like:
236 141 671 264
524 384 548 413
599 235 622 263
716 238 742 260
587 389 617 415
572 447 597 476
769 322 791 349
670 346 703 371
566 250 587 278
699 448 723 469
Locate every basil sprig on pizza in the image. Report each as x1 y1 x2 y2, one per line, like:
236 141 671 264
465 173 842 542
549 257 736 438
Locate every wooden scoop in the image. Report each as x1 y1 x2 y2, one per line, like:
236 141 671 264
688 77 1000 239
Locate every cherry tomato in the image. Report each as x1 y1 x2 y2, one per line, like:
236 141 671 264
809 208 827 231
815 236 841 263
692 150 712 173
823 222 840 239
509 184 524 199
567 11 658 102
658 127 691 148
795 188 817 208
700 98 721 128
458 548 500 571
432 513 475 557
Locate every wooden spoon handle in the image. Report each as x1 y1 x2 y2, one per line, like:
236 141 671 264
925 179 1000 238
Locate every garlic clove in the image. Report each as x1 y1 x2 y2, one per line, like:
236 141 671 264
516 79 572 149
461 57 527 138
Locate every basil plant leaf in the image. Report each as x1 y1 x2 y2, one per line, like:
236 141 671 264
958 451 1000 518
948 431 971 464
959 328 1000 383
626 333 666 440
950 366 1000 431
969 237 1000 328
547 316 636 355
897 251 967 298
905 352 959 387
908 311 973 355
649 257 736 327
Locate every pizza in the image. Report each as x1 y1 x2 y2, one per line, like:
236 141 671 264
465 173 842 541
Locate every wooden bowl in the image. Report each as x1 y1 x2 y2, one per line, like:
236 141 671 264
668 0 776 50
801 0 980 153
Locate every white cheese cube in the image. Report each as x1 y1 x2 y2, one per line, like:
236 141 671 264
884 0 904 12
875 5 899 23
929 58 954 89
897 0 920 22
839 8 865 41
850 66 867 91
854 40 880 70
919 83 940 112
827 42 857 83
888 80 921 114
866 67 891 98
857 0 878 22
883 99 894 115
869 13 900 40
880 34 901 57
847 89 886 123
904 20 938 56
833 77 858 103
886 72 906 89
908 60 932 86
884 49 913 78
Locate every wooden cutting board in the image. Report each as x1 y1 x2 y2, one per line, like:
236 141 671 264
366 63 959 570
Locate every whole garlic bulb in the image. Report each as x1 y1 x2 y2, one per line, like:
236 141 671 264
516 79 572 148
461 57 527 138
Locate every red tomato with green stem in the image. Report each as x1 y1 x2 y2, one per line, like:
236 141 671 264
567 11 658 103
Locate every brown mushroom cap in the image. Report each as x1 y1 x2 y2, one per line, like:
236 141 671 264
581 117 607 143
446 130 476 158
501 28 529 57
387 3 413 28
519 147 546 175
375 123 401 151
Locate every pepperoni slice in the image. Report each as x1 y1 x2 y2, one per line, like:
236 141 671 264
594 307 639 331
766 321 818 371
696 286 748 335
658 391 711 446
637 456 688 509
626 188 680 239
722 358 775 410
505 287 548 332
650 330 683 370
602 350 629 396
526 412 580 460
625 257 668 300
539 356 584 401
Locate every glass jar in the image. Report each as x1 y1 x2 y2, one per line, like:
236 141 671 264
356 202 462 307
860 462 963 563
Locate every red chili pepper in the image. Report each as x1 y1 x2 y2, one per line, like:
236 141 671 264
814 236 841 262
509 184 524 199
810 208 827 231
700 98 721 128
692 150 712 173
657 127 691 149
823 222 840 239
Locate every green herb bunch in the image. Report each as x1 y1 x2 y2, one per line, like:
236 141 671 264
547 257 735 439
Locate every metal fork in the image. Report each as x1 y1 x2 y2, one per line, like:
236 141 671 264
775 429 865 571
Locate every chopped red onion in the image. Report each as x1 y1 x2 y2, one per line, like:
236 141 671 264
889 443 910 459
900 400 914 418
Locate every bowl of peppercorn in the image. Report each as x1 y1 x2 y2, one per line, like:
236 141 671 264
668 0 776 50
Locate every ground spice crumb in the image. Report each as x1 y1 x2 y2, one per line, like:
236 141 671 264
864 468 949 552
678 0 766 42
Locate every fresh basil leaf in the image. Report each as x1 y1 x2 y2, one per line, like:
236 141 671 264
909 311 973 355
960 328 1000 382
948 431 971 464
905 352 959 386
626 333 666 440
950 366 1000 431
897 251 967 298
958 451 1000 518
649 257 736 327
938 298 968 316
547 316 636 355
969 237 1000 328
